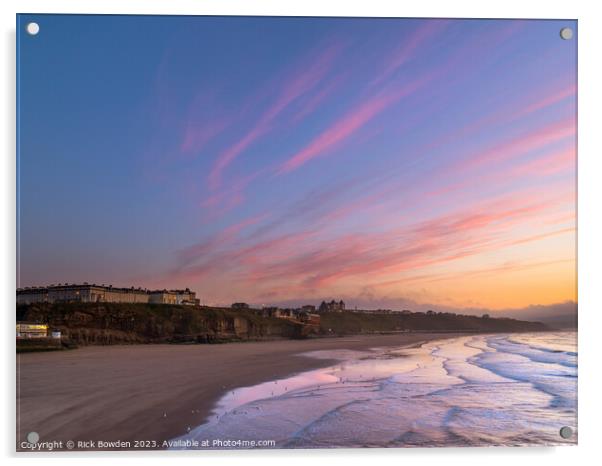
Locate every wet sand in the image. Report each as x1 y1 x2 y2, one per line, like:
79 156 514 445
17 333 463 450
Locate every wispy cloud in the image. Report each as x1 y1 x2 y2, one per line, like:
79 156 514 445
200 169 266 220
207 43 344 190
180 113 230 155
275 21 530 176
172 87 235 156
370 19 449 87
449 117 575 174
516 84 576 118
416 83 576 159
131 20 576 311
277 77 427 174
173 212 269 271
167 186 569 298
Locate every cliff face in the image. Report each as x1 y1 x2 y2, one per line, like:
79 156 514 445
17 303 304 345
16 303 548 348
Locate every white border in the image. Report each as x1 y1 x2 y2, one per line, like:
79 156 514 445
2 1 601 465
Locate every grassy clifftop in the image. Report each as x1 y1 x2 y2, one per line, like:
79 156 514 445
320 311 547 334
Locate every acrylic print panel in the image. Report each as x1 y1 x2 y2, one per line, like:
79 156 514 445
16 15 577 451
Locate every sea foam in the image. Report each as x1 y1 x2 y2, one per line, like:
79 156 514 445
172 332 577 448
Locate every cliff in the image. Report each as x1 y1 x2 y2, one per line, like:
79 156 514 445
16 303 548 348
17 303 304 346
320 311 548 334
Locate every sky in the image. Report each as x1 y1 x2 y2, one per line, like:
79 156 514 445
17 15 577 313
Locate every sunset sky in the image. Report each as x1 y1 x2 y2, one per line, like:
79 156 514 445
18 16 576 313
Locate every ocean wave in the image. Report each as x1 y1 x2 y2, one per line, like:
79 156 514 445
173 332 577 449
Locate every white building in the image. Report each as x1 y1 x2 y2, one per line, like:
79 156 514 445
149 290 177 305
171 289 200 305
17 284 199 306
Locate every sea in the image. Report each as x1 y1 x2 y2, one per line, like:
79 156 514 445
174 332 577 448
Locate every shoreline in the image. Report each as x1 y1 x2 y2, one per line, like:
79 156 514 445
17 332 469 450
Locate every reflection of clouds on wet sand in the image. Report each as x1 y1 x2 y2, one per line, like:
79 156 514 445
174 332 577 449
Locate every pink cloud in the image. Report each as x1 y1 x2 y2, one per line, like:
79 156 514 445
292 73 346 123
207 43 343 190
170 229 318 284
510 147 575 178
450 117 575 174
424 144 575 202
370 20 449 87
516 84 576 118
175 212 269 269
379 256 574 288
275 22 527 176
208 129 265 191
163 178 573 303
411 83 576 168
250 194 551 287
277 78 426 174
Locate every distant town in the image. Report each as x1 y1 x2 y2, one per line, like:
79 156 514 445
16 283 544 345
16 283 489 320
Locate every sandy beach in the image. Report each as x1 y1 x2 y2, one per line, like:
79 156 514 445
16 333 463 450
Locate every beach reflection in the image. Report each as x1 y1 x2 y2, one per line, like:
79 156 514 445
175 332 577 448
